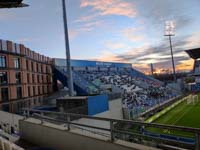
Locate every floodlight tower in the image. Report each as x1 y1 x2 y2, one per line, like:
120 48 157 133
164 21 176 82
62 0 74 96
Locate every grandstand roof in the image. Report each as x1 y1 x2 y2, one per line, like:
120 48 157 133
185 48 200 59
0 0 28 8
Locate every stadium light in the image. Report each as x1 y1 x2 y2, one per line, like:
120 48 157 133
0 0 29 8
164 21 176 82
62 0 74 96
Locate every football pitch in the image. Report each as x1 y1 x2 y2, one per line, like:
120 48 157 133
146 94 200 137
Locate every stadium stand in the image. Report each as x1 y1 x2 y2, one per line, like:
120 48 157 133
53 59 178 118
186 48 200 91
76 69 177 118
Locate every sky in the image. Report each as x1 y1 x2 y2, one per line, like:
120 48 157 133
0 0 200 73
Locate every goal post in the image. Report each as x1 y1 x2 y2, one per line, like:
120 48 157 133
187 94 199 105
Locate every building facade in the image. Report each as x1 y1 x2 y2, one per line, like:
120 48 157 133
0 39 53 112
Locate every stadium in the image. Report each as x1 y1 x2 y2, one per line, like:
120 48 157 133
50 48 200 149
140 49 200 134
0 40 200 149
53 58 179 118
0 1 200 150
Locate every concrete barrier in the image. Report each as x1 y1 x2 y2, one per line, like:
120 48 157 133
19 119 159 150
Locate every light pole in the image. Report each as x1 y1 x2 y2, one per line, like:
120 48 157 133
62 0 74 96
164 21 176 82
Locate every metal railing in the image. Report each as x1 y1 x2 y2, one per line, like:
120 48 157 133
22 108 200 150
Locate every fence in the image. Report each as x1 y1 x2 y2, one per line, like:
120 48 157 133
22 108 200 150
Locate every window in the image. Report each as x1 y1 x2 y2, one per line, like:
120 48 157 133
33 86 35 96
36 63 39 72
38 86 40 95
16 72 21 84
42 75 44 83
1 88 8 102
40 65 43 73
38 64 41 73
26 60 29 70
12 43 20 54
46 66 49 73
41 65 43 73
1 40 7 51
37 75 40 83
0 56 6 68
42 86 45 94
32 74 35 83
12 43 16 53
17 87 22 99
28 86 31 97
31 62 34 71
27 73 30 83
0 72 7 85
14 57 20 69
44 86 46 94
16 44 20 54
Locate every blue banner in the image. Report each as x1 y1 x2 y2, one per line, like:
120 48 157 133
54 58 132 68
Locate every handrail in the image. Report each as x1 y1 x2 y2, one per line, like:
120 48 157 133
32 113 110 132
54 66 100 94
31 113 195 148
22 108 200 150
23 108 200 134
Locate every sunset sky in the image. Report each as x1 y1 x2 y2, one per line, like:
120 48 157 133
0 0 200 73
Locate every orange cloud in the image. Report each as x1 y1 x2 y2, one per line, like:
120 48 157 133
104 41 130 50
92 51 127 63
176 59 193 72
80 0 137 18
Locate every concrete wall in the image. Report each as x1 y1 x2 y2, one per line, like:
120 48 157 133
71 98 123 134
96 98 123 119
19 120 157 150
0 111 23 141
0 111 23 130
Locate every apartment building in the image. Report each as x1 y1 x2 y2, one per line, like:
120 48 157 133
0 39 53 112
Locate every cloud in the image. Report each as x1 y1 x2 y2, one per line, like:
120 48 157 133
76 20 104 33
69 20 104 39
184 30 200 48
74 13 99 23
93 32 199 73
122 27 147 43
104 41 130 50
74 0 199 73
92 51 127 63
176 59 194 71
80 0 137 18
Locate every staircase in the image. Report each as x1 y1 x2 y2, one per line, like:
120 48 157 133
53 66 100 95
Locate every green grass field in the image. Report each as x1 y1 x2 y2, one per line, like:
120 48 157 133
147 94 200 138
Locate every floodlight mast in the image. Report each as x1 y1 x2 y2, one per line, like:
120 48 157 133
62 0 74 96
164 21 176 82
